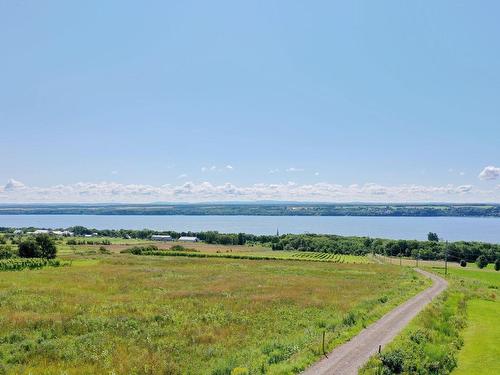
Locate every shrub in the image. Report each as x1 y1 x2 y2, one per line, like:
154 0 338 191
0 245 14 259
380 349 405 373
342 311 357 326
495 259 500 271
98 246 110 254
476 255 488 269
18 238 38 258
120 245 158 255
170 245 186 252
460 259 467 267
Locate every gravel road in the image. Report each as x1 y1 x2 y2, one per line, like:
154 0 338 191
302 268 447 375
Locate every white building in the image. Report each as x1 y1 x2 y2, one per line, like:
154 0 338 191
33 229 50 235
151 235 173 241
178 236 199 242
51 230 74 237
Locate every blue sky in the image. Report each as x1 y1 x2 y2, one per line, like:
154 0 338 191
1 1 499 202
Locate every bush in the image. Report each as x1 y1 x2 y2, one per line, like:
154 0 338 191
98 246 110 254
18 235 57 259
170 245 186 251
380 349 405 373
120 245 158 255
476 255 488 269
460 259 467 267
18 238 38 258
495 259 500 271
0 245 14 259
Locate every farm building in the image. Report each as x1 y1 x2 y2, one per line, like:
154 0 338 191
151 235 173 241
33 230 50 235
178 236 199 242
51 230 74 237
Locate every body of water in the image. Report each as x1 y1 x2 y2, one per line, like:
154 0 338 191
0 215 499 243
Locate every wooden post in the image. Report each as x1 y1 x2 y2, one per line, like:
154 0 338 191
322 331 327 358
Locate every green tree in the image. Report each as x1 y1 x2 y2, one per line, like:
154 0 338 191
237 232 245 246
36 234 57 259
475 255 488 269
495 258 500 271
18 235 57 259
18 237 38 257
427 232 439 242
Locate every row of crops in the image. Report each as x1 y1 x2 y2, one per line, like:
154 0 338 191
0 258 64 271
131 249 371 264
286 251 372 263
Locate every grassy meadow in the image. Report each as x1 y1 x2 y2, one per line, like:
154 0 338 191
0 238 430 374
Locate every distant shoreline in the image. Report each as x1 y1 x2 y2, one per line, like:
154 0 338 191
0 203 499 217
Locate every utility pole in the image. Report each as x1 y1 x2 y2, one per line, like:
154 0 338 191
416 250 419 268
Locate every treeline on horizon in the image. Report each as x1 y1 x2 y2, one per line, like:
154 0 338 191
1 226 498 263
0 203 500 217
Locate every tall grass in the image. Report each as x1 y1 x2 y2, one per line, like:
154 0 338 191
0 256 427 374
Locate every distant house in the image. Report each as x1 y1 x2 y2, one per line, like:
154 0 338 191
178 236 199 242
33 229 50 235
13 230 23 235
151 235 173 242
51 230 74 237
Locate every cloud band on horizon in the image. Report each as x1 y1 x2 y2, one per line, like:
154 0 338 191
1 179 497 204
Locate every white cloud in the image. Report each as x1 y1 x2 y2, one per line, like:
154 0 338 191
314 172 320 176
1 179 498 203
479 166 500 180
286 167 304 172
177 174 188 179
4 179 26 191
111 170 119 175
269 169 279 174
459 171 465 176
201 165 232 172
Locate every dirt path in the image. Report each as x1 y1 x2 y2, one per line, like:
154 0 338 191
302 268 447 375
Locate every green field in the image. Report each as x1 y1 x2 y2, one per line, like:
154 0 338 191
447 266 500 375
0 249 428 374
453 299 500 375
